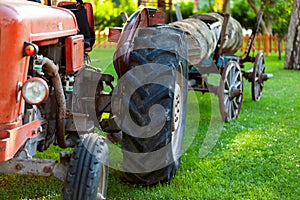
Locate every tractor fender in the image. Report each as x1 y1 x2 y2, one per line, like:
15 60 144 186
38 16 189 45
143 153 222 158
113 8 150 77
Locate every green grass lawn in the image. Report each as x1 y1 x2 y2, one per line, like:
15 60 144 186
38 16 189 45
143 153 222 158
0 49 299 200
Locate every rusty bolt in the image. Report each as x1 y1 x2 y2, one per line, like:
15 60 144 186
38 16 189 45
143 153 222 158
43 166 52 174
233 89 242 98
15 164 24 171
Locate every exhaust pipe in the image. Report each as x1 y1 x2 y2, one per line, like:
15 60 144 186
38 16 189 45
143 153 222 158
42 57 74 148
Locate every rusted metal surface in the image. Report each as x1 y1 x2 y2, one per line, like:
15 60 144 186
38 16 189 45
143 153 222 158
42 57 74 148
0 120 41 162
107 131 122 144
113 8 150 77
240 9 264 63
0 155 70 182
100 118 120 133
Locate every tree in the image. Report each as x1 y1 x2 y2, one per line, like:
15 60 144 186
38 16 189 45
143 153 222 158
193 0 198 12
246 0 274 34
222 0 230 13
284 0 300 70
246 0 292 34
157 0 166 11
231 0 256 30
272 0 293 60
179 1 194 19
208 0 214 11
92 0 136 31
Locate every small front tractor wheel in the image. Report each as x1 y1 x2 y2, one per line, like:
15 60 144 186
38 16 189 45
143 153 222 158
63 133 109 200
119 25 188 185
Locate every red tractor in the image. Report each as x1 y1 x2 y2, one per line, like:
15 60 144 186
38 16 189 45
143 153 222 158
0 0 188 199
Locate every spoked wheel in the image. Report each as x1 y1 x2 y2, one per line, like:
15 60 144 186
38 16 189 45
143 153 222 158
219 61 243 122
63 133 109 200
118 25 188 185
252 51 266 101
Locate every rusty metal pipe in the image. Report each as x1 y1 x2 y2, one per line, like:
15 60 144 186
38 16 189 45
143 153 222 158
42 57 73 148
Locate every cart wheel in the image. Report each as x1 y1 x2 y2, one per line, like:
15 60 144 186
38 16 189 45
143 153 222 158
63 133 109 200
219 61 243 122
252 51 265 101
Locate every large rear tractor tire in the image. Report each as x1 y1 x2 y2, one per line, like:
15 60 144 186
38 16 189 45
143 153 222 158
63 133 109 200
119 25 188 185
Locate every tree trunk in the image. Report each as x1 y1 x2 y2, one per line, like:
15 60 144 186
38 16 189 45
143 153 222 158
208 0 214 12
278 37 283 60
266 18 273 34
157 0 166 12
222 0 230 13
284 0 300 69
193 0 198 13
247 0 270 34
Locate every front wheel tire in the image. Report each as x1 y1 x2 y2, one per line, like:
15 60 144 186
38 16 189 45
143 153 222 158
63 133 109 200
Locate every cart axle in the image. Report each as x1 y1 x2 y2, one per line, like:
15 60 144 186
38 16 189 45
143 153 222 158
230 88 243 100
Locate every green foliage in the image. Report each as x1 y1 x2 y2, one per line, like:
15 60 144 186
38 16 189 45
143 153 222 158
91 0 136 30
195 1 215 14
231 0 256 29
231 0 293 35
196 5 213 14
168 1 194 21
270 0 293 38
179 1 194 19
255 0 293 35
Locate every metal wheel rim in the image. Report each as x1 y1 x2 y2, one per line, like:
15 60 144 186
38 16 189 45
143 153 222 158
171 62 184 160
97 160 108 200
219 61 243 122
252 52 265 101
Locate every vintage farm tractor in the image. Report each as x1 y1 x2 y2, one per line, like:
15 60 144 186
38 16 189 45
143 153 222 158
0 0 187 199
0 0 270 199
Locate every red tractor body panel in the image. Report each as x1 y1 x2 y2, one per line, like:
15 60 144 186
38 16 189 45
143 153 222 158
0 0 78 124
0 120 41 162
112 8 165 77
0 0 78 43
65 35 85 73
0 0 79 161
113 8 149 77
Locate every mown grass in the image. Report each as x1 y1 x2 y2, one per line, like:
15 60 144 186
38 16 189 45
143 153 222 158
0 48 299 199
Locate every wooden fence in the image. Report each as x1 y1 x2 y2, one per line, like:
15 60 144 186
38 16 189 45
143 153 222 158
240 33 286 56
94 30 117 49
94 31 286 56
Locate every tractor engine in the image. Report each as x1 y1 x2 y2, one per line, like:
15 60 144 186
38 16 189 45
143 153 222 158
0 0 112 161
